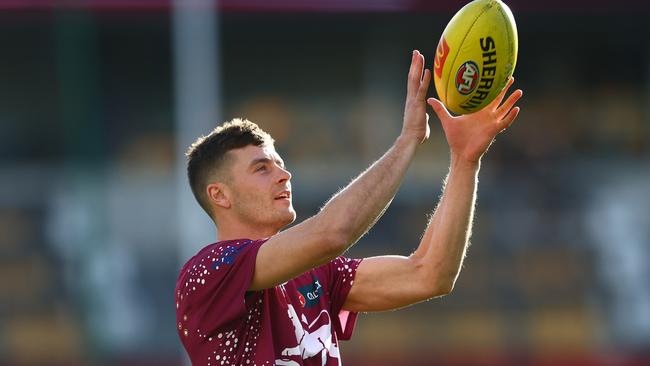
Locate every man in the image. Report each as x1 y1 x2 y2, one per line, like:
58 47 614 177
176 50 523 365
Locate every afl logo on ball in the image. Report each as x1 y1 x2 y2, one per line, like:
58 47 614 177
455 61 479 95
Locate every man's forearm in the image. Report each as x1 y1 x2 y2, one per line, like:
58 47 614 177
412 155 481 293
318 135 419 246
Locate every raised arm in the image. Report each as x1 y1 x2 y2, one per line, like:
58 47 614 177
343 78 523 312
249 50 431 291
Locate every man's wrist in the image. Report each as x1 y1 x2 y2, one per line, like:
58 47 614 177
395 133 422 150
450 152 481 172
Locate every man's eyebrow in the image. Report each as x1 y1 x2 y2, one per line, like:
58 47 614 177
249 157 271 167
249 157 285 168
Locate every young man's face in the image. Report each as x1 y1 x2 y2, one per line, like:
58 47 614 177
224 144 296 233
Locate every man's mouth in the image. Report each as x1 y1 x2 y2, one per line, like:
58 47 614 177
274 191 291 200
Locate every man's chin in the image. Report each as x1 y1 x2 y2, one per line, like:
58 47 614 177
285 209 297 225
279 208 297 228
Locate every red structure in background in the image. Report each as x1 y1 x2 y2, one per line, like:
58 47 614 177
0 0 648 13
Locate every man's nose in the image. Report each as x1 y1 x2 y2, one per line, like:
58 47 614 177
277 166 291 182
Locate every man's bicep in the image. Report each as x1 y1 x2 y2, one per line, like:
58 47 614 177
342 255 433 312
249 219 343 291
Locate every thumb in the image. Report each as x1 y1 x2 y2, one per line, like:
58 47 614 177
427 97 452 122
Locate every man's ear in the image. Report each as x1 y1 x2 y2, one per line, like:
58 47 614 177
206 183 231 209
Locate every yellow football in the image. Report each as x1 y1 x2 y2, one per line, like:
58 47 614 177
433 0 518 115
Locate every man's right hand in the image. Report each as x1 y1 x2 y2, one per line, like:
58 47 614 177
428 77 523 164
401 50 432 145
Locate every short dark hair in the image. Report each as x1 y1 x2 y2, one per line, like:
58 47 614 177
186 118 274 216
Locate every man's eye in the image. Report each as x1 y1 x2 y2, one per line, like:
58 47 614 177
256 166 267 172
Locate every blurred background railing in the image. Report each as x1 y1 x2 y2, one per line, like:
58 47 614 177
1 1 649 365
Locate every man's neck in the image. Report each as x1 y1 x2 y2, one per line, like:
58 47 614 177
215 221 279 242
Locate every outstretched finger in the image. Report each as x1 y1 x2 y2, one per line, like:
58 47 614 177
498 106 520 132
496 89 523 120
488 77 515 110
417 69 431 100
407 50 423 99
427 97 453 122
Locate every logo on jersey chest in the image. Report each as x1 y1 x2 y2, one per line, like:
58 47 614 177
297 275 322 308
